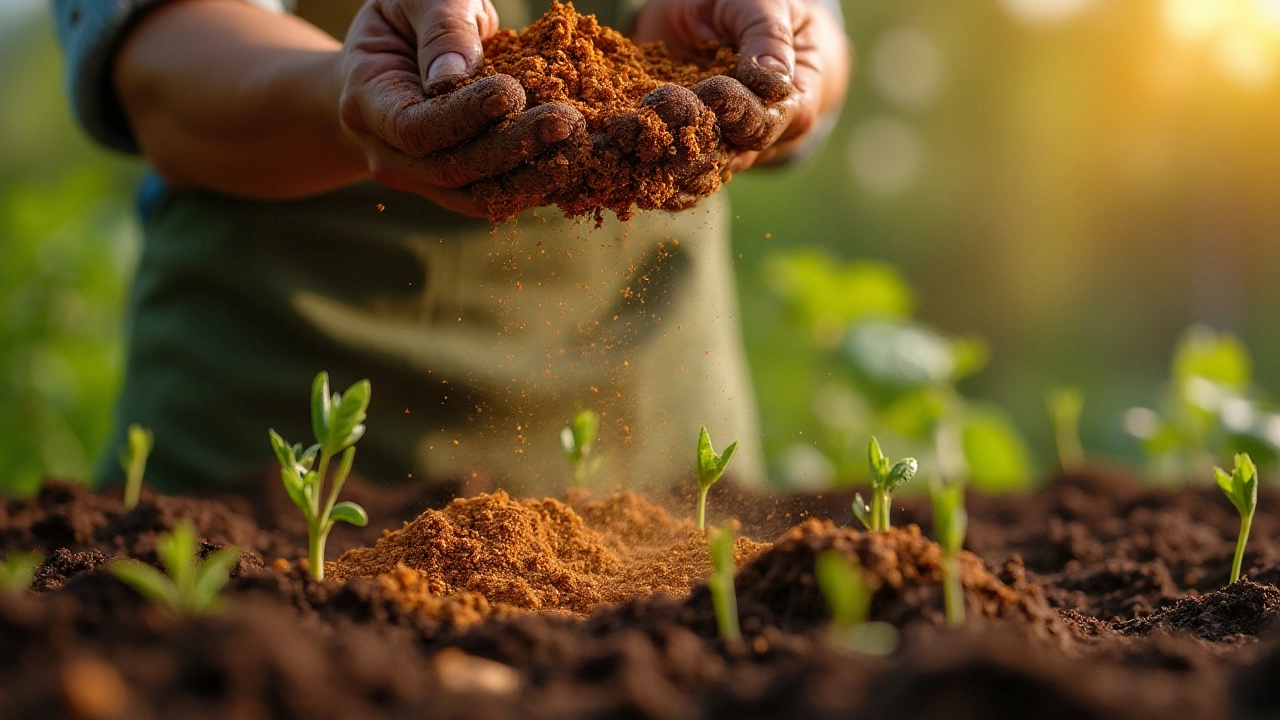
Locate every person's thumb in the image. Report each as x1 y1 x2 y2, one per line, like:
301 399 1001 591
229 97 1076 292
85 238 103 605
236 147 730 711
412 0 501 90
719 0 799 102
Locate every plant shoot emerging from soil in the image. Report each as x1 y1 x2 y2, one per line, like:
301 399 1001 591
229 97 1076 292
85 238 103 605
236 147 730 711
707 523 741 642
0 550 42 592
1047 388 1084 473
109 522 241 615
695 427 738 530
853 437 917 532
270 372 371 580
814 549 898 655
119 423 154 510
930 478 968 626
561 409 600 487
1215 452 1258 584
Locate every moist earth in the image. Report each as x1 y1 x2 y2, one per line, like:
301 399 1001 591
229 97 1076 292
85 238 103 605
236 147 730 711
3 471 1280 718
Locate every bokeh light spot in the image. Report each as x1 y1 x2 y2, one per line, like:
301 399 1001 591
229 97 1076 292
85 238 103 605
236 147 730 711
848 116 924 197
870 27 945 111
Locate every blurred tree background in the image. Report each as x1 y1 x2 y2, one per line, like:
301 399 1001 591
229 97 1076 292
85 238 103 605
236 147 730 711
5 0 1280 493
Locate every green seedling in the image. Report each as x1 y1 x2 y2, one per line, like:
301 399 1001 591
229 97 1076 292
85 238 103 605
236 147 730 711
1215 452 1258 584
1046 388 1085 474
0 551 42 592
853 437 917 532
561 409 600 487
119 423 154 510
930 478 967 626
270 371 371 581
814 549 898 655
695 427 738 530
707 523 741 642
109 522 240 615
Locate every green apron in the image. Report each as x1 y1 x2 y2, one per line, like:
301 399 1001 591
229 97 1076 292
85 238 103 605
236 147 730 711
95 0 762 495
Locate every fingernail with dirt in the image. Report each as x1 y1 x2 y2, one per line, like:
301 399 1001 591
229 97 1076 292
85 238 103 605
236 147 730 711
481 92 515 119
428 52 468 84
535 114 574 144
757 55 791 78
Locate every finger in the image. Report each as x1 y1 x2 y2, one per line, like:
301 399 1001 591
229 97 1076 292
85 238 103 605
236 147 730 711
407 0 501 89
715 0 803 102
472 146 584 221
693 75 787 150
726 150 760 172
641 84 703 128
352 131 487 214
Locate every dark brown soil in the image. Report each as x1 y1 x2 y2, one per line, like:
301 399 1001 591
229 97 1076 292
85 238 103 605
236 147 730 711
4 470 1280 719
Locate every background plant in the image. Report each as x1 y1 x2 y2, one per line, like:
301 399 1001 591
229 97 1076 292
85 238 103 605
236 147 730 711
109 521 240 615
930 478 967 626
0 550 42 591
814 549 898 655
853 437 916 532
1047 388 1085 473
561 409 600 487
270 371 370 581
1215 452 1258 584
119 423 153 509
695 427 738 530
706 523 741 642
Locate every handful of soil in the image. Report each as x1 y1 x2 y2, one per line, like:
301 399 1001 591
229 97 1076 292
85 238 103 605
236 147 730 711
464 2 769 223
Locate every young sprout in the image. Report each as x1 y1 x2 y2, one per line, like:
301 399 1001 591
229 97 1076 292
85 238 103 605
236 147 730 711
707 523 741 642
1215 452 1258 584
119 423 154 510
853 437 917 532
269 371 371 581
695 427 738 530
930 478 968 626
1046 388 1085 473
560 409 600 487
109 521 241 615
0 551 43 592
814 549 898 655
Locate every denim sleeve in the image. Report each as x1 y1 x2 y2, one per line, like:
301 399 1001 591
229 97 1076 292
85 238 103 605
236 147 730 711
52 0 286 154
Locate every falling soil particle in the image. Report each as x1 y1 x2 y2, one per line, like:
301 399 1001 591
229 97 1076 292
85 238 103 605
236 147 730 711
331 490 767 616
465 2 749 223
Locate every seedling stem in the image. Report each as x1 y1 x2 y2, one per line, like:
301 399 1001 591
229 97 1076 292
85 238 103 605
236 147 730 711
120 423 154 510
561 409 600 487
1215 453 1258 584
707 523 741 641
930 478 967 626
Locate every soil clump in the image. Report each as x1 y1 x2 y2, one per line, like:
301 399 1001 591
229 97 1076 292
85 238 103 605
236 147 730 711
331 490 768 615
465 2 752 223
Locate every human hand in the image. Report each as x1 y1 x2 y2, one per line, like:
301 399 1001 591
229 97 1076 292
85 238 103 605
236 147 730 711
337 0 587 215
632 0 847 171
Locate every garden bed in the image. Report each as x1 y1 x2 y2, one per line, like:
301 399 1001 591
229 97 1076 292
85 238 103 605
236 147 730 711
3 470 1280 719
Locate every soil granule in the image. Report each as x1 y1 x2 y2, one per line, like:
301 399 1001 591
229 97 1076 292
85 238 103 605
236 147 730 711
332 490 767 615
464 2 753 223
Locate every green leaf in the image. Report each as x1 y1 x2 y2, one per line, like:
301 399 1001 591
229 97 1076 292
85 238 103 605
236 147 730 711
110 560 180 610
1173 326 1251 392
960 405 1032 491
297 443 320 472
327 379 371 452
269 429 295 470
311 371 332 448
159 522 198 593
279 468 308 512
697 428 739 490
329 501 369 528
852 494 873 530
1217 453 1259 517
0 551 43 591
885 458 917 493
192 547 241 613
867 436 888 483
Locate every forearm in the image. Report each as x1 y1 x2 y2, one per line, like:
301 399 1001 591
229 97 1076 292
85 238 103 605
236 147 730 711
115 0 368 199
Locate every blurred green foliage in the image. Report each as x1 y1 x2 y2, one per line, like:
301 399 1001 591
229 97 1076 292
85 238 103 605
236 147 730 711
0 15 140 495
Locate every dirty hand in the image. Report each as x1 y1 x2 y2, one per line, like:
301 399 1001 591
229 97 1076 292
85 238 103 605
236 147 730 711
338 0 587 215
632 0 840 170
